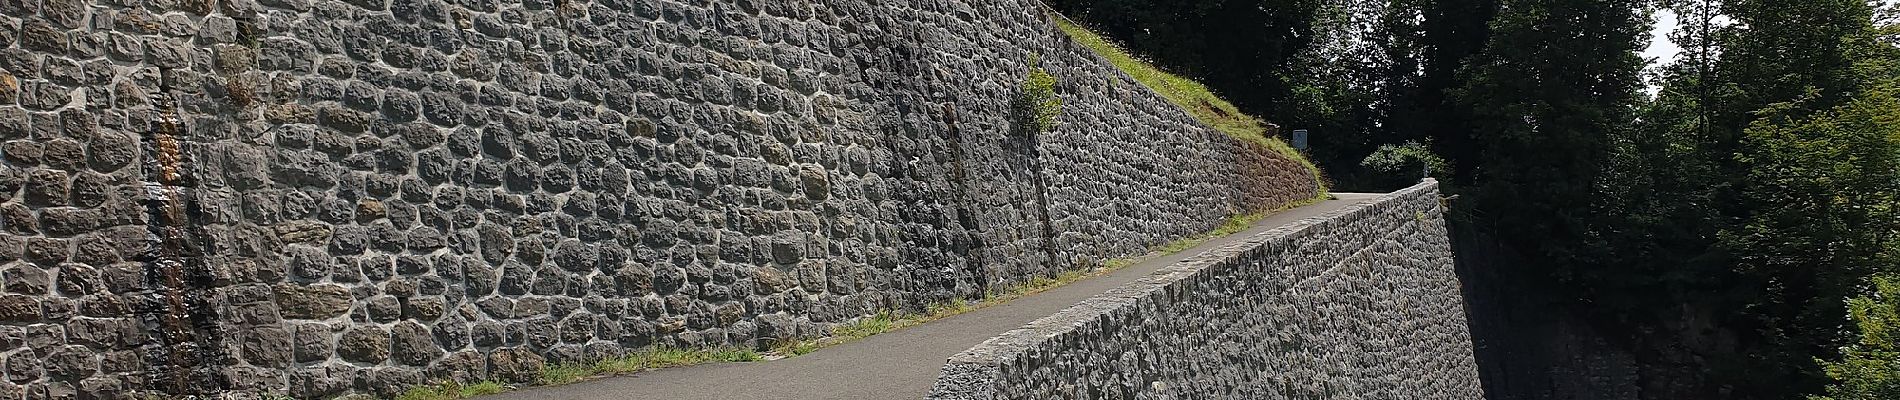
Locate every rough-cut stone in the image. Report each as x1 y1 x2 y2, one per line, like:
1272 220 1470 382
289 365 355 399
63 318 136 349
276 221 333 244
292 323 334 363
0 295 39 322
337 327 391 364
241 327 293 368
43 346 97 378
391 322 442 367
798 165 829 200
2 266 49 295
274 284 353 320
486 348 544 384
5 350 43 382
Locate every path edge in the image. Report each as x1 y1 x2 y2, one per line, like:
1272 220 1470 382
926 180 1443 399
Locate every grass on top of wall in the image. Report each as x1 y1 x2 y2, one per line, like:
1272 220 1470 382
1047 13 1324 181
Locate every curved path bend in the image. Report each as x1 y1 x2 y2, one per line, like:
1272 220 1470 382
483 193 1382 400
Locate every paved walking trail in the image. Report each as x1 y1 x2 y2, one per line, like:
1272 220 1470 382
483 193 1380 400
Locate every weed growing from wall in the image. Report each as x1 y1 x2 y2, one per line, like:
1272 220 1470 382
1014 54 1063 136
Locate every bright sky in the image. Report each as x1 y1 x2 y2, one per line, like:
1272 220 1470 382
1641 1 1897 93
1641 9 1683 95
1642 9 1684 66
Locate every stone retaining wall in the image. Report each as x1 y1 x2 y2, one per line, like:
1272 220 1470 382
0 0 1318 397
930 180 1483 400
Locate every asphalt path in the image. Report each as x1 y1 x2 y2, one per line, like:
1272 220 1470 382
483 193 1381 400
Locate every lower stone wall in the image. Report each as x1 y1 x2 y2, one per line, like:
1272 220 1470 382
930 180 1484 400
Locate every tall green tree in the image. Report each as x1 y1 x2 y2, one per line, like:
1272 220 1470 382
1818 275 1900 400
1588 0 1900 397
1279 0 1438 190
1729 72 1900 396
1450 0 1648 263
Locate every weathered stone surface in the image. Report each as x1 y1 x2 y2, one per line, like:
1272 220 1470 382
241 327 293 368
43 346 97 378
485 348 544 384
390 322 442 367
0 295 39 322
430 350 486 382
288 365 355 399
5 350 44 382
63 318 136 348
2 266 49 295
276 221 333 244
292 323 334 363
274 284 353 320
337 326 391 364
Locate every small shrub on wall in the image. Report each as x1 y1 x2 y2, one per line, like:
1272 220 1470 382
1014 54 1063 136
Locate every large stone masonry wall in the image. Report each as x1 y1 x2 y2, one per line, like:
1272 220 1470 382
0 0 1319 397
930 180 1483 400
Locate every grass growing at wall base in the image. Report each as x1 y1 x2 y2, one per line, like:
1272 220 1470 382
768 268 1102 357
371 346 762 400
767 194 1332 357
393 381 508 400
539 346 764 386
1046 12 1325 185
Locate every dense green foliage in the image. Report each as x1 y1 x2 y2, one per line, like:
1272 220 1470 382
1587 0 1900 395
1051 0 1900 398
1452 0 1647 262
1359 141 1447 187
1817 275 1900 400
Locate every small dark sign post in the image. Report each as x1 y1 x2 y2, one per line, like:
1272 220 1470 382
1291 129 1309 151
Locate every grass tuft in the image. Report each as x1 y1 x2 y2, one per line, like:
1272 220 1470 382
393 380 507 400
540 346 763 386
537 364 594 387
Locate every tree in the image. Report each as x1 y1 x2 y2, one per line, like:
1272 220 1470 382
1816 275 1900 400
1450 0 1647 264
1728 78 1900 394
1584 0 1900 396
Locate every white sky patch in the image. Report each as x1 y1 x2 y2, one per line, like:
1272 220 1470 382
1642 9 1684 66
1641 9 1683 96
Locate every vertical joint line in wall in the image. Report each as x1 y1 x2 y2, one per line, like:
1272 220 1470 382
944 103 988 296
142 88 230 396
1031 134 1061 277
147 93 198 396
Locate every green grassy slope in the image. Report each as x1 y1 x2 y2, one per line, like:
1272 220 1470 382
1049 15 1322 179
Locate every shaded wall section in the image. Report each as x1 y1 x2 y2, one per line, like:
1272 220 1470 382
0 0 1319 397
932 181 1481 400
